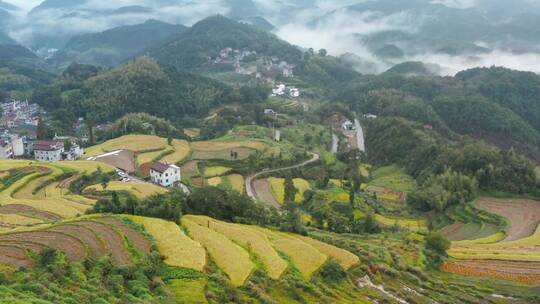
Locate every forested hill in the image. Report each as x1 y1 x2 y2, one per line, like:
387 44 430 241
148 15 303 70
33 57 238 128
336 66 540 161
49 20 187 69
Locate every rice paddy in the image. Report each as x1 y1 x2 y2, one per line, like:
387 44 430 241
182 216 254 286
204 166 232 177
374 214 428 232
127 215 206 271
85 135 167 157
84 181 168 199
268 177 310 204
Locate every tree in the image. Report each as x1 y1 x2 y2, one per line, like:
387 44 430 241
36 117 49 140
349 189 356 208
283 176 297 203
280 201 303 234
425 232 451 267
318 49 328 56
425 232 451 255
101 175 110 191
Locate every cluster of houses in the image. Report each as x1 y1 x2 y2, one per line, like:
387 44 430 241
271 84 300 98
209 48 295 81
0 100 40 129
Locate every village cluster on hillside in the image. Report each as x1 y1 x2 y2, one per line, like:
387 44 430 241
209 47 295 81
0 99 84 161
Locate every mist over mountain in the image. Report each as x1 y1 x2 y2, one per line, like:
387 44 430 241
2 0 540 75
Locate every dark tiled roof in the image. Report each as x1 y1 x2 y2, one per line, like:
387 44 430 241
33 140 64 151
150 162 170 173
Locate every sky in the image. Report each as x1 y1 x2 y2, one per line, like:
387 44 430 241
3 0 540 75
4 0 40 11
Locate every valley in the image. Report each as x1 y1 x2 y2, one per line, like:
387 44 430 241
0 1 540 303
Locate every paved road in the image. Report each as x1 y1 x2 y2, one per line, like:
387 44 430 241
245 152 320 208
355 119 366 152
331 133 339 154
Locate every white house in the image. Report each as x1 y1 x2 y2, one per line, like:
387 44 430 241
150 162 181 187
11 135 24 157
342 120 355 130
0 140 13 159
63 144 84 161
33 140 64 162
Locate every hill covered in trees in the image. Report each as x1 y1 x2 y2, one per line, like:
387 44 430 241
49 20 187 69
148 15 303 71
336 66 540 161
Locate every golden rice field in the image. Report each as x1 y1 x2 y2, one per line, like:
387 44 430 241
0 214 43 226
85 135 167 157
292 235 360 270
253 227 328 278
191 140 267 152
183 128 201 138
179 215 356 280
127 216 206 271
204 166 232 177
226 174 244 193
160 139 191 164
272 238 327 278
206 177 222 187
182 217 254 286
374 214 428 232
0 163 96 218
268 177 310 204
84 181 168 199
329 179 343 187
185 215 287 280
53 161 115 173
137 145 173 165
325 187 350 203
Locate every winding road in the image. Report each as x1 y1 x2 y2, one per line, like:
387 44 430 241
245 152 320 208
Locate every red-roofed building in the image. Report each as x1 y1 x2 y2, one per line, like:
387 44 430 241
150 162 181 187
33 140 64 161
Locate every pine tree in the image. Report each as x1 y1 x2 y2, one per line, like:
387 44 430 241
36 117 48 140
283 176 297 203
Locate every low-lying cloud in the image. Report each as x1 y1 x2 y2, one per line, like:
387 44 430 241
3 0 540 75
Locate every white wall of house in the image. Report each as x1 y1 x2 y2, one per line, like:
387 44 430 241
35 149 63 162
11 137 24 157
0 145 13 159
150 166 181 187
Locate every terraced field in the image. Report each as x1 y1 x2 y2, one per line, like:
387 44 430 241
0 216 151 269
127 215 206 271
182 215 360 283
268 177 310 204
374 214 428 232
368 165 415 193
84 181 168 199
84 135 168 157
203 166 232 177
0 161 115 220
444 197 540 284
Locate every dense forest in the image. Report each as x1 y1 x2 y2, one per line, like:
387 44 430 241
336 67 540 160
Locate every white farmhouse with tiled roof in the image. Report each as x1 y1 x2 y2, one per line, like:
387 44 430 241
150 162 181 187
33 140 64 162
